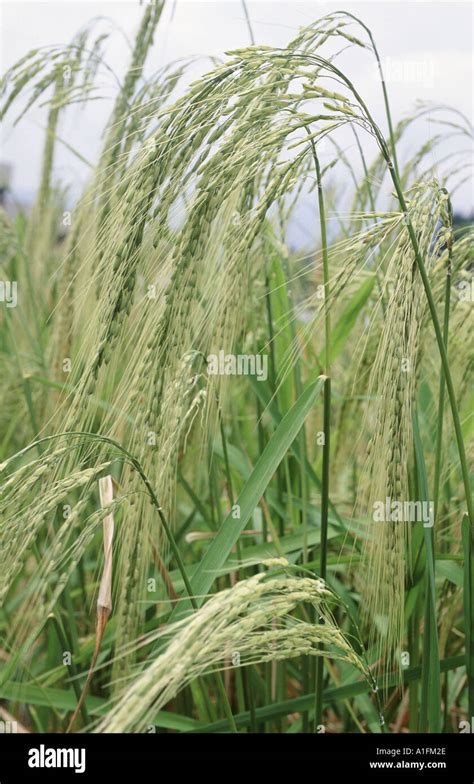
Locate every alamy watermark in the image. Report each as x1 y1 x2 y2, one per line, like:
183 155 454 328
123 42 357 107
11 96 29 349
373 57 435 88
0 280 17 308
0 719 18 733
28 745 86 774
207 350 268 382
373 498 434 528
457 278 473 302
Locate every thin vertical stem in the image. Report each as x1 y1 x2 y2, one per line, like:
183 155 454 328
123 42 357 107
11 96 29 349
308 136 331 732
337 11 400 177
241 0 255 45
48 613 89 728
433 196 453 524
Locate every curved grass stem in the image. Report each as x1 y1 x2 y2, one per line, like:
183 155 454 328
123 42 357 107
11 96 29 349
307 136 332 731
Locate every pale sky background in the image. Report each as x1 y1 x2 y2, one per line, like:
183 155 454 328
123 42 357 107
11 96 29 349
1 0 473 239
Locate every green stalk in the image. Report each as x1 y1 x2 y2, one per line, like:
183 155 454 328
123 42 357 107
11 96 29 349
265 270 286 538
462 515 474 721
308 137 331 731
337 10 400 177
256 397 268 547
433 195 453 524
431 199 454 730
314 377 331 730
48 613 89 728
36 71 63 217
256 394 271 727
349 124 387 316
241 0 255 45
413 411 441 732
408 610 419 732
218 411 253 727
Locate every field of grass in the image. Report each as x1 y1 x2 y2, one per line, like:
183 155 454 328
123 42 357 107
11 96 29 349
0 3 472 735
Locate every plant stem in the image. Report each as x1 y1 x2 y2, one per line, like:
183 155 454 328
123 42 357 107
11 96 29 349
433 196 453 524
241 0 255 45
48 613 89 728
307 137 331 732
338 10 400 177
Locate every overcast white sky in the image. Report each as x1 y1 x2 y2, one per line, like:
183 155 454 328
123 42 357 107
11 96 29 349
1 0 473 224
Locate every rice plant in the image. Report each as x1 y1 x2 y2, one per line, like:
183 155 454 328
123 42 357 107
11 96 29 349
0 5 472 736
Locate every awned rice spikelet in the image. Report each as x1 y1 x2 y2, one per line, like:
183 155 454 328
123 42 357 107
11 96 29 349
97 571 370 733
359 183 455 672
